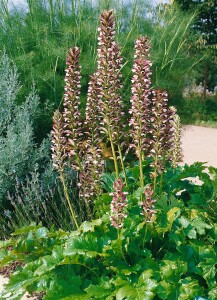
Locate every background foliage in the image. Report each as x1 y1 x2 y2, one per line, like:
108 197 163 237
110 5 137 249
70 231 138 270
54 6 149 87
0 0 200 141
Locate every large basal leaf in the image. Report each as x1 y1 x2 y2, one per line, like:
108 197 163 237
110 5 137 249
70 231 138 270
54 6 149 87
84 284 111 299
1 270 40 299
14 232 35 253
0 249 8 260
116 284 156 300
44 276 82 300
209 225 217 240
155 280 172 300
64 235 103 258
116 284 138 300
208 287 217 300
35 227 49 239
62 295 90 300
167 207 180 224
138 270 156 287
125 166 140 183
34 254 63 276
79 219 102 233
133 187 145 201
160 260 187 284
198 257 216 288
179 163 207 180
11 224 41 236
115 270 157 300
191 218 212 235
101 173 116 192
156 207 180 234
178 277 204 300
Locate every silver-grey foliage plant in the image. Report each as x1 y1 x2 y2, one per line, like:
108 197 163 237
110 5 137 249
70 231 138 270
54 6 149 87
0 52 49 203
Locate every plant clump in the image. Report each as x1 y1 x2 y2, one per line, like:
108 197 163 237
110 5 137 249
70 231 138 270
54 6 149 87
51 10 183 228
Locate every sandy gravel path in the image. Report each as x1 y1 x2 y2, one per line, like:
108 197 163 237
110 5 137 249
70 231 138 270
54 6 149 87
0 276 31 299
182 125 217 168
1 125 217 299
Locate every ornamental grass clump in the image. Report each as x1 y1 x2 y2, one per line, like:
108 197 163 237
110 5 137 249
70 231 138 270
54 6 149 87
51 9 182 225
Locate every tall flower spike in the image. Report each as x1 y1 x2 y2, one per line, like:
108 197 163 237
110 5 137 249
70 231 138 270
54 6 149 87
161 103 176 157
129 37 152 158
63 47 83 171
141 185 156 222
79 145 104 203
129 37 152 188
150 89 172 175
85 73 102 146
169 106 183 167
110 178 128 229
51 110 66 172
51 110 79 229
96 10 126 148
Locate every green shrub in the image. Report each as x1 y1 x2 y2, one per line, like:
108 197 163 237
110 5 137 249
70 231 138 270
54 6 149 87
179 95 217 125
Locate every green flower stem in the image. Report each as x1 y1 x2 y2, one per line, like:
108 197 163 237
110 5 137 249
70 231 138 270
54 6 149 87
153 138 160 194
142 224 148 249
118 229 127 263
159 172 164 196
138 145 144 188
118 145 128 187
75 155 92 219
59 172 79 229
84 199 92 220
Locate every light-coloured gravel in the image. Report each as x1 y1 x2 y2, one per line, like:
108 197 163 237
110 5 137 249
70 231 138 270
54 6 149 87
0 275 32 299
181 125 217 168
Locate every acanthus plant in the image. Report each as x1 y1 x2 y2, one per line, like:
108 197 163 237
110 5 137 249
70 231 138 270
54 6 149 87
51 10 182 227
2 10 217 300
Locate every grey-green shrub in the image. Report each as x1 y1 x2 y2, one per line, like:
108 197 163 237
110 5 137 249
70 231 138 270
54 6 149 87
0 52 50 204
0 51 19 134
0 163 78 238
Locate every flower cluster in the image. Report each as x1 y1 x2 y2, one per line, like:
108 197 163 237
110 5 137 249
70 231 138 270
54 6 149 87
78 144 104 205
150 89 174 173
96 10 126 145
129 37 152 157
169 106 183 167
110 178 128 228
51 110 66 172
63 47 83 171
50 10 183 222
141 185 156 222
85 73 101 146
